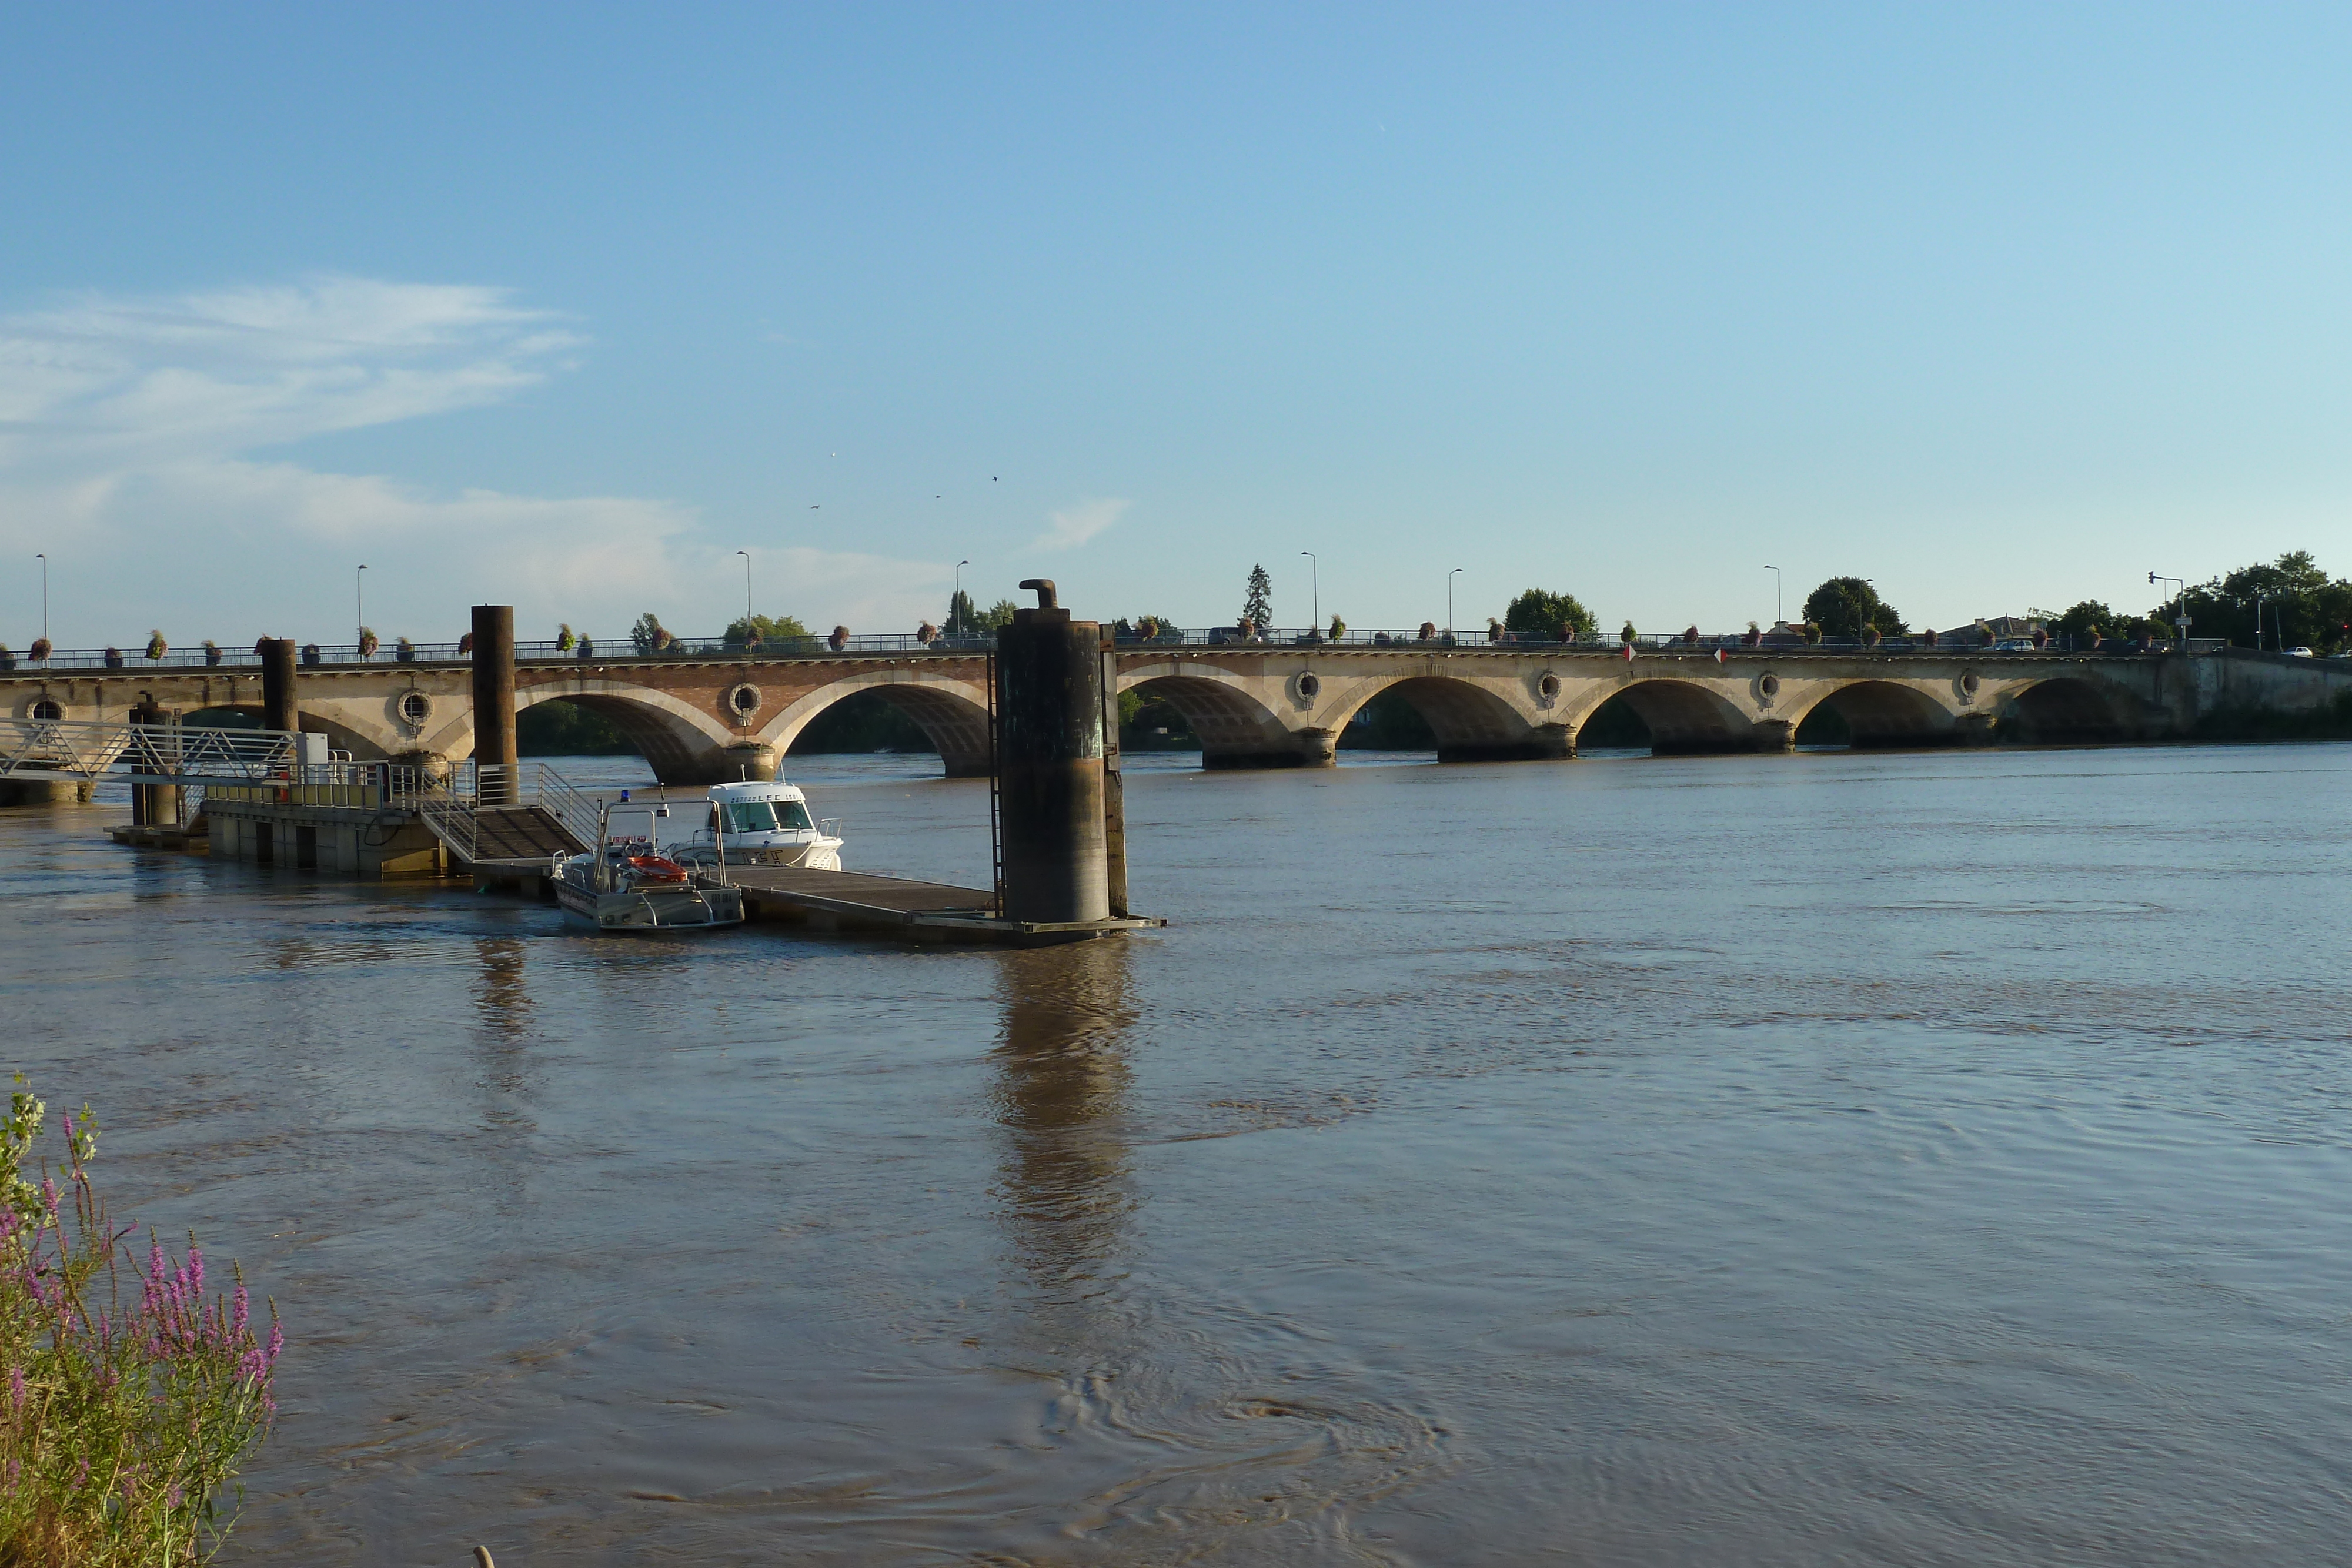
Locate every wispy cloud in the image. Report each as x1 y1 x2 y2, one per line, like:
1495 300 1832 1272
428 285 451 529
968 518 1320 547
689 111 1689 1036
0 276 951 640
1031 495 1130 552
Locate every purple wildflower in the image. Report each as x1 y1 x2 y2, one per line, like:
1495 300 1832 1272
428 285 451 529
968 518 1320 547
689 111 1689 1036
188 1244 202 1298
266 1320 284 1363
7 1365 20 1410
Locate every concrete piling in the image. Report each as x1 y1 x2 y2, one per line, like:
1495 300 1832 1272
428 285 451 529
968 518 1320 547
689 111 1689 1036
470 606 518 800
994 580 1111 926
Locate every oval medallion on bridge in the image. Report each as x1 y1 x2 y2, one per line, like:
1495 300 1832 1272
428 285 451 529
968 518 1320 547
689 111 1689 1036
1756 672 1780 706
723 682 763 724
1536 672 1561 704
1959 670 1982 703
1292 671 1321 704
397 691 432 728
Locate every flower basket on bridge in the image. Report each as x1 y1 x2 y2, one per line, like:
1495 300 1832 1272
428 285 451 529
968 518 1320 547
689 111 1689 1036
145 630 167 660
577 637 595 658
1921 628 1939 647
1682 626 1700 647
556 624 576 651
301 644 321 667
1802 622 1823 645
1419 622 1438 642
103 647 124 669
0 645 13 671
1865 626 1883 648
396 637 416 663
828 625 850 652
29 637 51 663
458 631 475 656
1743 623 1763 648
203 638 222 666
2032 628 2049 649
358 628 380 658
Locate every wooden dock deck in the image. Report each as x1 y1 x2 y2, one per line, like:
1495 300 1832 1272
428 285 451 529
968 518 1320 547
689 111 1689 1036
467 856 1161 944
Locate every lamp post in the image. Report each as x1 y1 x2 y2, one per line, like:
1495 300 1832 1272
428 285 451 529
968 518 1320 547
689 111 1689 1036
1763 564 1782 627
1447 567 1462 638
35 554 46 645
1301 551 1318 636
737 550 753 630
2149 572 2188 647
356 564 367 653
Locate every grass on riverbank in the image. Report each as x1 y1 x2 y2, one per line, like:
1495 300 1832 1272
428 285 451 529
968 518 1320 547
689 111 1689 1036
0 1081 280 1567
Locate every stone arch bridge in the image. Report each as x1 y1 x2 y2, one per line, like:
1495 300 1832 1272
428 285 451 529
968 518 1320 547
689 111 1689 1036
3 645 2341 784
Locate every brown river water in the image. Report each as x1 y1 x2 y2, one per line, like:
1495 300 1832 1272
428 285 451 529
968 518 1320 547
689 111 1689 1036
8 742 2352 1565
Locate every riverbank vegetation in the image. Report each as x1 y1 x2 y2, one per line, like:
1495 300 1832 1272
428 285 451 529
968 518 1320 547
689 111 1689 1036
0 1081 280 1566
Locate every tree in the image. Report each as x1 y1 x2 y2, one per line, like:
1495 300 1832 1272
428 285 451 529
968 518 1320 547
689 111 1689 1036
1241 564 1272 628
1503 587 1596 642
946 590 981 636
723 613 809 650
629 613 673 654
1802 577 1908 640
2051 600 2119 647
2171 551 2352 652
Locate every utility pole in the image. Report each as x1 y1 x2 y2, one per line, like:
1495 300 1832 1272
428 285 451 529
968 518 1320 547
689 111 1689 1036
1448 567 1462 638
1763 564 1782 626
737 550 753 629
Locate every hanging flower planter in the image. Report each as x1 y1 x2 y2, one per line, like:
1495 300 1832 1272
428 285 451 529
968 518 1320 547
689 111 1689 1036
1682 625 1700 647
576 637 595 659
145 630 168 660
1802 622 1823 645
357 628 380 658
103 646 124 669
1743 623 1763 648
828 624 851 652
203 639 222 666
2031 627 2049 650
300 644 321 667
29 637 52 663
396 637 416 663
1865 626 1883 648
556 623 576 652
0 645 14 671
457 631 475 656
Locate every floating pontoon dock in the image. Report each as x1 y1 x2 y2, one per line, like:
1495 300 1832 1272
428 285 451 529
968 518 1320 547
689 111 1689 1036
469 857 1161 945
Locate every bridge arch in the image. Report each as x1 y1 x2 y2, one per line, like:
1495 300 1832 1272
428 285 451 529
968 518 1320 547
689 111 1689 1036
1118 667 1302 768
1329 674 1568 762
759 671 994 777
1568 679 1756 755
1789 680 1965 749
517 686 738 781
2003 677 2127 743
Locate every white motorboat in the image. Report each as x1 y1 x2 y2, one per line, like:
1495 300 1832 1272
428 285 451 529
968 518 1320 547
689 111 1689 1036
556 797 745 931
671 779 845 871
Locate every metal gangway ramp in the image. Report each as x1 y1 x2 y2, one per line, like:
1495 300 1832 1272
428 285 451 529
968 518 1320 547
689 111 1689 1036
1 715 316 787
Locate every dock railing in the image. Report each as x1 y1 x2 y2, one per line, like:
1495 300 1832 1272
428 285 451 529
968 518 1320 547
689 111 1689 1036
386 760 602 865
1 715 306 787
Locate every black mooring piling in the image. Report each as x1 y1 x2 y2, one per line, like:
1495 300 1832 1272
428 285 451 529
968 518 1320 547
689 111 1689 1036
470 605 518 798
260 638 299 734
994 580 1111 925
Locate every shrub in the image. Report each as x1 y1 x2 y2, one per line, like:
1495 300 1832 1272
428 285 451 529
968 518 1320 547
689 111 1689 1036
0 1081 280 1566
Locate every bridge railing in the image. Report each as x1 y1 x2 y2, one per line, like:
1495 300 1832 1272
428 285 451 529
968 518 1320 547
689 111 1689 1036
2 630 2231 673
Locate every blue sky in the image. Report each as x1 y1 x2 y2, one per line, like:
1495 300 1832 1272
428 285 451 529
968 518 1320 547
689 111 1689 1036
4 4 2349 647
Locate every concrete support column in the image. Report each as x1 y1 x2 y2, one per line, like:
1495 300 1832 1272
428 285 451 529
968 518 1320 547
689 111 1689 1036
261 639 299 734
1751 718 1797 753
995 581 1110 926
130 696 181 826
470 606 518 801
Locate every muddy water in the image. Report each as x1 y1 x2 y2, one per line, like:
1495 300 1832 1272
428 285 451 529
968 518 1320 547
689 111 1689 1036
8 743 2352 1565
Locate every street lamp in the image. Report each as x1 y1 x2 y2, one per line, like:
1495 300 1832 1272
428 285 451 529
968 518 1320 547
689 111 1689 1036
1447 567 1463 638
35 554 46 646
1301 551 1318 636
737 550 753 630
1763 564 1782 627
356 564 368 653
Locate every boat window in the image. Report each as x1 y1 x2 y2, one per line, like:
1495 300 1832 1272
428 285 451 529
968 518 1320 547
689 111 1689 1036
724 801 780 833
777 800 813 830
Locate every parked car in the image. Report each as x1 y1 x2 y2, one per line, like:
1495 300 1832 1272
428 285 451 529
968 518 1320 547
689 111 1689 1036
2287 646 2316 657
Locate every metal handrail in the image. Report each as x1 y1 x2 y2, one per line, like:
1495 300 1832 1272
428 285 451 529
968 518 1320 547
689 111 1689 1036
1 630 2232 671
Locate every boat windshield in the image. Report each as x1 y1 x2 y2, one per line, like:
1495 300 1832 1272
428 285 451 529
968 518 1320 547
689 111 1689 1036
724 801 779 833
723 799 814 833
